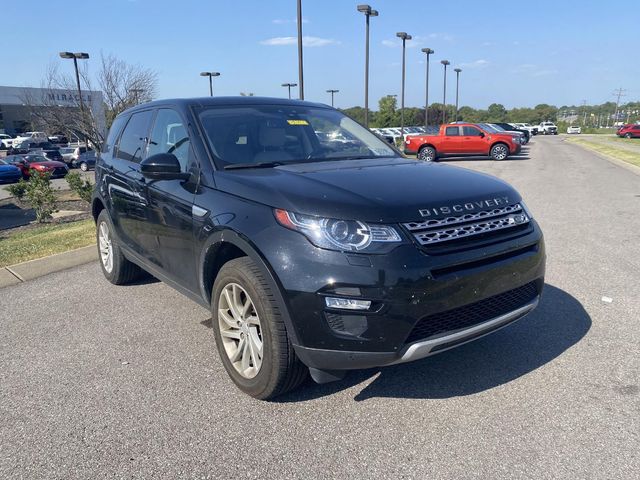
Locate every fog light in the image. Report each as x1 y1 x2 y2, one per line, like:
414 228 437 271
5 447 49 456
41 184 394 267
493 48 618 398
325 297 371 310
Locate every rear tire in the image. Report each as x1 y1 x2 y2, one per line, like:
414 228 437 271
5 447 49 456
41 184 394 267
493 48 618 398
490 143 509 161
417 146 437 162
96 210 142 285
211 257 307 400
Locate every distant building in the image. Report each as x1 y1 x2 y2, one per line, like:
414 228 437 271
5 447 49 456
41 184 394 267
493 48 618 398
0 85 105 138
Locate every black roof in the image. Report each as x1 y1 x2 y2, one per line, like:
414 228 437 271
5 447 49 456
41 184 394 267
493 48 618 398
122 96 331 115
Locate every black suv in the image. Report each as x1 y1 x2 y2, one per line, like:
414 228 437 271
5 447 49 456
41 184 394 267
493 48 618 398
93 97 546 399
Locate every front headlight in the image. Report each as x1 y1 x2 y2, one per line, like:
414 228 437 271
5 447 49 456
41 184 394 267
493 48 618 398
274 209 403 253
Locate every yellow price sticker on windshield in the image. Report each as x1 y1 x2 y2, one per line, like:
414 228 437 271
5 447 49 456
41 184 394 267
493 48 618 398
287 119 309 125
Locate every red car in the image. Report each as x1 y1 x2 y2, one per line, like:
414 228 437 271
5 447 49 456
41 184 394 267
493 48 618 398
404 123 522 161
4 154 69 179
617 124 640 139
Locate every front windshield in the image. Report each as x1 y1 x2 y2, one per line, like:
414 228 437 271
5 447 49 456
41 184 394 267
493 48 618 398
0 159 6 165
479 123 500 132
197 104 399 168
490 124 506 132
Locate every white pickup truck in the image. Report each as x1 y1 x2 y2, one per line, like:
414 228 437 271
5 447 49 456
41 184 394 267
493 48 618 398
538 122 558 135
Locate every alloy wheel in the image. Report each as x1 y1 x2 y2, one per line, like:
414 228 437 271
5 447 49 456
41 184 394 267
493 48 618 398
98 221 113 273
493 145 508 160
218 283 263 379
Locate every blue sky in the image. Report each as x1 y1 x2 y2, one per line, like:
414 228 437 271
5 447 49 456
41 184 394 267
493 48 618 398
3 0 638 109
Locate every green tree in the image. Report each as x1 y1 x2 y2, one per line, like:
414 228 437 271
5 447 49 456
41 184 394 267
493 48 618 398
486 103 507 122
9 171 58 222
376 95 399 128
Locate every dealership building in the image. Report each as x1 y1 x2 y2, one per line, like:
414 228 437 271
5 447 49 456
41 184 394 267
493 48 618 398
0 85 105 137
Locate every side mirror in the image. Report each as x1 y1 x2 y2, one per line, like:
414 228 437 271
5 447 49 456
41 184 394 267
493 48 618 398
140 153 190 180
479 132 485 138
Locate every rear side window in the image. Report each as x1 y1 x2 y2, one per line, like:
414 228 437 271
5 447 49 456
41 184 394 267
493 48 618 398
102 115 129 154
115 111 153 163
445 126 460 136
463 126 482 136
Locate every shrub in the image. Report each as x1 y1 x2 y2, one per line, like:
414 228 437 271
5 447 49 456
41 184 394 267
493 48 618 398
6 179 28 202
23 170 57 223
65 171 94 204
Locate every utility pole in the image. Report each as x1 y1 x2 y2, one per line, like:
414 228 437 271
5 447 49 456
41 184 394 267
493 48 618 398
581 100 587 126
613 88 627 127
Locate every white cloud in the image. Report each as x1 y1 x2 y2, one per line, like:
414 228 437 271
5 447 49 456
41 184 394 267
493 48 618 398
459 59 489 69
260 36 340 47
382 39 398 47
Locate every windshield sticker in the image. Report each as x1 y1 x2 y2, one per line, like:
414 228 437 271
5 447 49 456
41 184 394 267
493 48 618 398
287 119 309 126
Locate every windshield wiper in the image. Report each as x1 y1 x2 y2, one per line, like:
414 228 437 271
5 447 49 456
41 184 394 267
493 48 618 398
224 161 285 170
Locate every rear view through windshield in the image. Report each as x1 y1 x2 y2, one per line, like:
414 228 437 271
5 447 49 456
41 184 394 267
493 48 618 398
196 104 398 168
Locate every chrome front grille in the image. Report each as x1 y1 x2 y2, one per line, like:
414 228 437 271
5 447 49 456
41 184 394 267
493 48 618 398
403 203 529 246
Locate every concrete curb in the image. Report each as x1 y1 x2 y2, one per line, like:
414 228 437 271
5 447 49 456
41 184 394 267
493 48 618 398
0 245 97 288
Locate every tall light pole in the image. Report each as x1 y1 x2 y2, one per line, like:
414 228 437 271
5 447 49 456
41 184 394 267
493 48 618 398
440 60 450 124
296 0 304 100
59 52 89 112
200 72 220 96
421 48 434 128
454 68 462 121
282 83 297 99
357 4 378 128
326 89 339 107
396 32 412 141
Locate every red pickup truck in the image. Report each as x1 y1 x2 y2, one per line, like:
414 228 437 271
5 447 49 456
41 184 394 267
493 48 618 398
404 123 522 161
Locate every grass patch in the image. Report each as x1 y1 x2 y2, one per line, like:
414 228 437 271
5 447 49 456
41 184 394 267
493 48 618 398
0 219 95 267
566 138 640 168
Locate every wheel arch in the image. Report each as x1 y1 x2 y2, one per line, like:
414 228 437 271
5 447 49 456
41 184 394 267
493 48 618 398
199 229 301 345
91 197 105 223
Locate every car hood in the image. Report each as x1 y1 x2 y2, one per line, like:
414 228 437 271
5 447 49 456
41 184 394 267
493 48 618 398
213 158 520 223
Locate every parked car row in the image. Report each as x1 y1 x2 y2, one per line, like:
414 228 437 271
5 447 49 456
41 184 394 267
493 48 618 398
1 154 69 181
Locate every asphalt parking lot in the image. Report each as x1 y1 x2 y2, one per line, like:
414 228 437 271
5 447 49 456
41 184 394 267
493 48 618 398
1 136 638 478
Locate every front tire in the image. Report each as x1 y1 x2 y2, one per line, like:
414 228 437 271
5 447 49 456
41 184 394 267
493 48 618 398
96 210 142 285
212 257 307 400
490 143 509 161
625 133 632 139
417 146 437 162
80 162 88 171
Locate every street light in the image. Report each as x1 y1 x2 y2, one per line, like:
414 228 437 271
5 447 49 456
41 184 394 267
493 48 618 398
326 89 339 107
200 72 220 96
421 48 434 128
396 32 412 141
454 68 462 121
297 0 304 100
357 4 379 127
59 52 89 112
282 83 297 99
440 60 450 124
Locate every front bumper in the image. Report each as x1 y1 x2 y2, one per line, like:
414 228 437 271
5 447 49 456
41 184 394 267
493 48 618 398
295 296 539 370
255 219 546 370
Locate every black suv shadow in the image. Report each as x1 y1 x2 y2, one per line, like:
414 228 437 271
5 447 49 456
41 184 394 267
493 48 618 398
276 284 590 402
